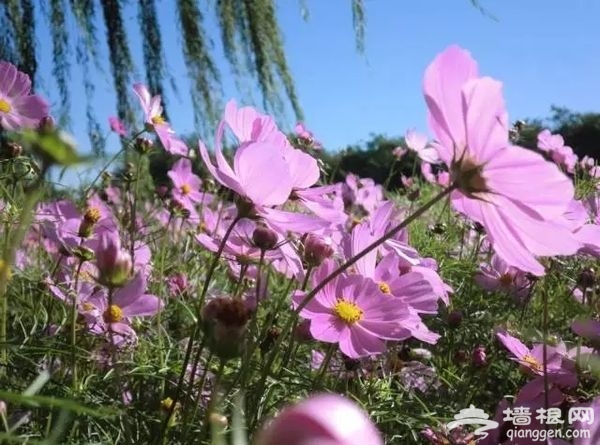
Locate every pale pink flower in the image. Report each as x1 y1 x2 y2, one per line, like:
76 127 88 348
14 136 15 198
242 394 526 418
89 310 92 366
423 45 579 275
133 83 187 156
256 394 383 445
405 128 439 163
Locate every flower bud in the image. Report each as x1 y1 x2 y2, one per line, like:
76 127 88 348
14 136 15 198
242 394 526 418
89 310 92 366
447 310 463 328
471 345 487 367
37 115 55 134
135 137 153 154
78 206 102 238
255 394 384 445
260 326 281 354
303 234 334 267
202 297 251 360
252 226 278 251
578 268 596 289
96 232 132 288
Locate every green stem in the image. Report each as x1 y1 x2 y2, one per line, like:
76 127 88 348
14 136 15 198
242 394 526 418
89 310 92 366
157 214 243 444
295 184 455 314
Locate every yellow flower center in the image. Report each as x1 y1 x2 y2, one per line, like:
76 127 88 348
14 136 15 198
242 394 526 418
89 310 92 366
180 184 192 195
197 221 207 233
333 299 363 324
521 354 542 373
84 207 102 224
378 281 391 294
160 397 176 412
499 273 513 287
0 99 11 113
151 115 165 125
103 304 124 323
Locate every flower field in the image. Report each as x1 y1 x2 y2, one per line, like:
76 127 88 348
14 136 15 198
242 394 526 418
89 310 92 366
0 45 599 444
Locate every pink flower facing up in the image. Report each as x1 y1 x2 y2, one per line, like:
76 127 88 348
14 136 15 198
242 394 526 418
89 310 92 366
293 260 428 358
87 272 163 342
0 61 49 130
133 83 187 156
255 393 384 445
423 45 579 276
496 330 577 388
198 102 294 215
167 158 205 215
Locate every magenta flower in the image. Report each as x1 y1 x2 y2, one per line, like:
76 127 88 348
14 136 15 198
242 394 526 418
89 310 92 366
108 116 127 136
423 45 579 275
572 319 600 348
293 261 428 358
133 83 187 156
87 272 163 341
167 158 204 214
0 61 49 130
256 393 384 445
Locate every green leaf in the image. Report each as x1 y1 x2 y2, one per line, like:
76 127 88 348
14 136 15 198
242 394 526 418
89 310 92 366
16 129 91 167
0 391 119 417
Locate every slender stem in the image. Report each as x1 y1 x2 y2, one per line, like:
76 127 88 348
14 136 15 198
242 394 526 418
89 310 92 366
296 184 455 314
157 214 243 444
0 187 42 374
71 260 85 391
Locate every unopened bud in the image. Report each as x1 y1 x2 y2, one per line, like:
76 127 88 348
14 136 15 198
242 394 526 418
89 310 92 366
37 115 55 134
447 310 463 328
252 226 278 251
578 268 596 289
78 207 102 238
303 234 334 267
407 189 420 201
202 297 251 360
96 233 132 288
260 326 281 353
471 345 487 367
4 142 22 158
135 137 153 154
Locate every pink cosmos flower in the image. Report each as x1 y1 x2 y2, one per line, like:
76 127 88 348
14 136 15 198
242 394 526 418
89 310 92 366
292 260 428 358
133 83 187 156
474 254 532 303
405 128 439 163
86 272 163 342
424 45 579 275
0 61 49 130
295 122 323 149
167 158 204 215
108 116 127 136
255 393 384 445
496 330 577 387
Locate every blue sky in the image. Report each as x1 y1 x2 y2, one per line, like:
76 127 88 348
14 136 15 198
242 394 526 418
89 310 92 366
33 0 600 162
